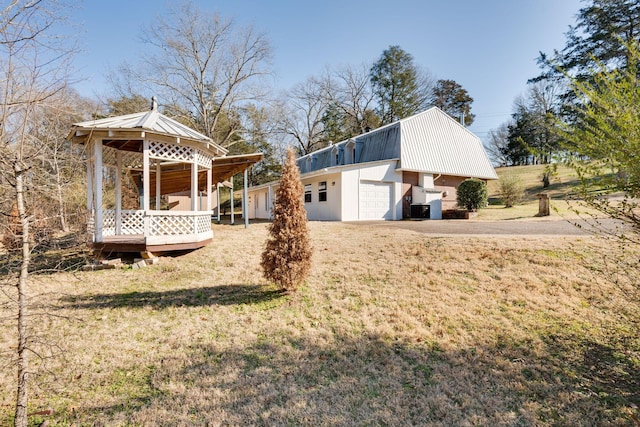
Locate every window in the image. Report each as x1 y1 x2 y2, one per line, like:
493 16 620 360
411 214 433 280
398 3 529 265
304 184 312 203
319 181 327 202
264 192 268 210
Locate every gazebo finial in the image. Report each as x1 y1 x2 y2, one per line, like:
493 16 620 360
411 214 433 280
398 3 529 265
151 96 158 111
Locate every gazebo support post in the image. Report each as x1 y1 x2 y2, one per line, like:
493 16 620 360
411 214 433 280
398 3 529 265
216 183 221 223
207 168 212 211
243 168 249 228
86 142 94 242
115 151 122 235
86 143 93 213
142 139 150 238
230 179 234 225
94 139 103 243
156 162 161 210
191 153 198 211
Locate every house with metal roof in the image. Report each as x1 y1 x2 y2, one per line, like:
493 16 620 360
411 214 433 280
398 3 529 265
68 98 262 255
246 107 497 221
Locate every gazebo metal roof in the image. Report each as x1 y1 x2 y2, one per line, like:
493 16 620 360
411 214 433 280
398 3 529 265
70 103 227 157
68 100 263 186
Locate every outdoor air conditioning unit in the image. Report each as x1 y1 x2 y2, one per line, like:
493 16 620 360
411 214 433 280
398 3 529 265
411 186 443 220
410 204 430 219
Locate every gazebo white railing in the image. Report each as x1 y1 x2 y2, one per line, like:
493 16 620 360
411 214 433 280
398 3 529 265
101 209 213 245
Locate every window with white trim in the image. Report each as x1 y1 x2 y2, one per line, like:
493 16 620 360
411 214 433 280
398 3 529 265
304 184 312 203
319 181 327 202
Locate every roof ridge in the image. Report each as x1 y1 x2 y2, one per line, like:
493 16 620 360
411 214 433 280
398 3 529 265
298 108 441 160
135 109 159 129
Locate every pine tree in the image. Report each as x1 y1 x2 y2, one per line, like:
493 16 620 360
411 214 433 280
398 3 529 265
370 45 432 124
430 79 475 126
261 148 312 292
559 41 640 224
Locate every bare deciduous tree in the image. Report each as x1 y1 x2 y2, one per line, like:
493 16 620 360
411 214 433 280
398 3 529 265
30 88 88 233
485 122 511 166
116 1 272 147
279 76 330 155
0 1 75 425
326 63 380 136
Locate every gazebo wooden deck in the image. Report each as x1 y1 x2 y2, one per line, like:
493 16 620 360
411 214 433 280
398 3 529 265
68 98 262 255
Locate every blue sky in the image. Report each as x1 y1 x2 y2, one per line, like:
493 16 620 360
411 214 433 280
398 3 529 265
69 0 582 142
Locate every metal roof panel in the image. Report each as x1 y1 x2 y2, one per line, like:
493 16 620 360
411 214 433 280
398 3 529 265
296 107 497 180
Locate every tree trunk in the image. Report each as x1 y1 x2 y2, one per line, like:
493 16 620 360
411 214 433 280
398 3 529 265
55 165 69 232
14 163 30 427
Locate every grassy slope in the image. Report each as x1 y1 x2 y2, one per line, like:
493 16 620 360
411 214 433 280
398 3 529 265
478 164 590 220
487 164 581 202
1 223 638 425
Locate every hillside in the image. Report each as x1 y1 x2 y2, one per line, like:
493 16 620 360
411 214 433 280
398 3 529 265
487 164 581 202
478 164 586 221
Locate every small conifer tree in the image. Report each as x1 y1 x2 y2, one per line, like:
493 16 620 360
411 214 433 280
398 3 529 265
261 148 312 292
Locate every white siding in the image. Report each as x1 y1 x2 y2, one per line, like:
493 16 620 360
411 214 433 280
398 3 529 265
247 184 277 219
301 172 341 221
341 161 402 221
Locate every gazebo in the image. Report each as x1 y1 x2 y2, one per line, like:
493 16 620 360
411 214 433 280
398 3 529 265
68 99 262 255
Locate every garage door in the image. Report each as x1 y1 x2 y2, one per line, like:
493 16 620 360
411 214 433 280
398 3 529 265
359 182 393 220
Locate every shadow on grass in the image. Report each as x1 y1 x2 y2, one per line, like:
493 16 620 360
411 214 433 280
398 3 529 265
60 284 286 309
59 329 639 426
523 177 584 201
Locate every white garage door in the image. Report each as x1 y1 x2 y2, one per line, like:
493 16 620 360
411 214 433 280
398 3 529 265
359 182 393 220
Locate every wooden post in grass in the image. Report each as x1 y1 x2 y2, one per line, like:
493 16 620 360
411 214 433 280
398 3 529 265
536 193 550 216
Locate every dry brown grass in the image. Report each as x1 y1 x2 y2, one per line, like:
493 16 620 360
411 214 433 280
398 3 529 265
1 222 638 426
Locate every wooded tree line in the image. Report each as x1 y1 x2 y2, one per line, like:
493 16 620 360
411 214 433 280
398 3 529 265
486 0 640 169
107 3 476 168
487 0 640 295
